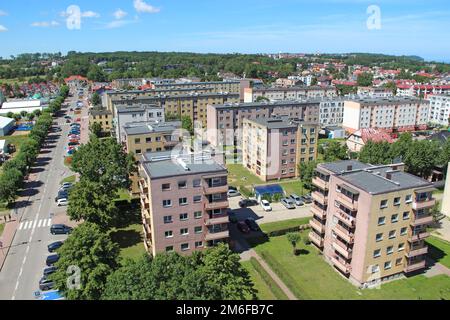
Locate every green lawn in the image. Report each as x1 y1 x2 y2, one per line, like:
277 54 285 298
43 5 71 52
278 180 309 196
226 164 264 189
0 223 4 237
0 134 30 154
241 260 278 300
251 231 450 300
115 189 138 202
110 223 146 261
60 175 76 185
259 218 310 234
426 236 450 269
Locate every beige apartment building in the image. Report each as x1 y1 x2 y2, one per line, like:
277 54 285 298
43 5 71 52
309 160 435 287
243 86 337 103
138 151 229 256
88 108 113 133
242 117 319 181
207 100 320 148
342 97 430 134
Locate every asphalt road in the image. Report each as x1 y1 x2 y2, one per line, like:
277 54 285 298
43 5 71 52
0 91 80 300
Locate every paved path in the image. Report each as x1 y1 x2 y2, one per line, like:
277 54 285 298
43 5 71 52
432 216 450 242
424 258 450 278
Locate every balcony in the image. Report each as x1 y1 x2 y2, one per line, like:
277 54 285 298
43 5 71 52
406 246 428 258
205 200 229 210
143 223 152 240
309 219 325 234
333 224 354 244
410 215 433 227
409 231 430 242
334 210 356 228
205 215 229 226
205 230 229 241
332 240 353 259
311 205 327 220
331 256 351 274
203 184 228 195
309 232 324 248
404 260 426 273
312 177 328 191
139 178 148 194
311 191 328 204
337 193 358 211
164 139 179 147
140 195 150 210
412 198 436 210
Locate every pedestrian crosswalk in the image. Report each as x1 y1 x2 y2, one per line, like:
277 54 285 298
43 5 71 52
18 218 52 231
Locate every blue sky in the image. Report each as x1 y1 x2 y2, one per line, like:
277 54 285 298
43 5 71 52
0 0 449 62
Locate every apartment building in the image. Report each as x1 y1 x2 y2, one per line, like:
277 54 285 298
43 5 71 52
442 164 450 217
88 108 113 133
308 160 435 287
319 98 344 126
342 97 429 134
428 94 450 126
243 86 337 103
357 87 394 98
138 151 229 256
111 78 145 89
242 117 319 181
109 92 240 127
113 104 165 142
207 100 320 148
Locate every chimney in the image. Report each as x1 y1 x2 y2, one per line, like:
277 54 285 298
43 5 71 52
347 165 353 171
386 172 392 180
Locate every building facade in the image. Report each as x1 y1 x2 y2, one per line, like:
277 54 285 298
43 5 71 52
428 94 450 126
442 163 450 217
242 117 319 181
88 108 113 134
138 152 229 256
308 160 435 286
243 86 337 103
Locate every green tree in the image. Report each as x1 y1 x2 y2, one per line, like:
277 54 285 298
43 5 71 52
181 115 194 136
323 140 349 162
91 92 101 106
0 168 23 204
286 232 301 255
389 133 413 161
49 222 120 300
404 140 440 178
357 72 374 87
359 140 393 165
298 161 317 191
90 122 102 137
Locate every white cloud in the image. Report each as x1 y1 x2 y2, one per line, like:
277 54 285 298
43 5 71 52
114 9 128 19
82 11 100 18
31 21 60 28
0 24 7 32
134 0 160 13
0 10 7 16
103 19 137 29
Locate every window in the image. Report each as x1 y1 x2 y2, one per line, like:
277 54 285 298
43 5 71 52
371 265 380 273
146 148 152 153
388 230 396 239
376 233 383 242
391 214 399 223
165 230 173 238
134 138 141 144
402 211 410 220
405 194 412 203
163 199 172 208
395 258 403 266
135 149 141 154
165 246 174 252
378 217 386 226
373 249 381 258
162 183 171 191
146 137 152 143
386 246 393 255
380 200 388 209
393 197 401 206
179 213 188 221
181 243 189 251
156 136 161 142
180 228 189 236
400 227 407 236
212 194 222 201
193 179 201 187
195 241 203 248
179 197 188 206
194 211 202 219
398 243 405 251
178 181 187 189
194 226 202 234
193 195 202 203
384 261 392 270
163 215 173 224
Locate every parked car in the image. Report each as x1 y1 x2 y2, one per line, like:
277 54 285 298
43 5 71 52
289 194 304 206
227 190 241 198
55 191 68 202
281 198 296 209
68 142 79 147
75 118 81 122
61 182 73 188
237 221 250 234
65 119 71 124
228 186 238 191
57 198 69 206
43 266 57 277
70 123 80 127
45 254 60 266
239 198 258 208
244 218 260 232
39 277 55 291
301 194 313 204
50 224 72 235
47 241 64 253
227 209 238 223
64 116 71 119
260 200 272 212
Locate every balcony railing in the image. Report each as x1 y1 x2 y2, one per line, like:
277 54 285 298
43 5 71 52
309 219 325 234
140 196 150 210
332 240 353 259
409 231 430 242
311 205 327 220
205 199 229 210
405 246 428 258
412 198 436 210
404 260 426 273
337 193 358 211
334 210 356 228
410 215 433 227
333 224 355 244
205 230 229 241
331 256 351 274
139 179 148 194
312 177 328 191
309 232 324 248
311 191 328 204
205 215 229 226
203 184 228 195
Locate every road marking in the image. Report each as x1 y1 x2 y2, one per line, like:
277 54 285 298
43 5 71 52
37 220 43 228
32 219 38 229
18 219 52 231
18 222 24 230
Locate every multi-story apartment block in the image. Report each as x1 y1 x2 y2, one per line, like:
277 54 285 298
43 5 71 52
428 94 450 126
207 100 320 148
243 86 337 103
308 160 435 286
113 104 165 142
357 86 394 98
111 78 146 89
138 151 230 256
242 117 319 181
319 98 345 126
442 163 450 217
342 97 429 134
88 108 113 134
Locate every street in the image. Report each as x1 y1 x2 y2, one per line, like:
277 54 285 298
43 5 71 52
0 87 87 300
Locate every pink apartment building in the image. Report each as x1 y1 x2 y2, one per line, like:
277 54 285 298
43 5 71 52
138 151 229 256
309 160 435 286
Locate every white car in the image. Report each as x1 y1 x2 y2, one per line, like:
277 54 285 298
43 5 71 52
260 200 272 212
227 190 241 198
57 198 69 207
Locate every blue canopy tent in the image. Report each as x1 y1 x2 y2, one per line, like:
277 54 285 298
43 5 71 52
254 184 284 203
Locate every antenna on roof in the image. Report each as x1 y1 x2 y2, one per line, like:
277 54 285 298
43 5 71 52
176 157 190 171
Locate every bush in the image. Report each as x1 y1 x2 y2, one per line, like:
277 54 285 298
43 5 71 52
239 185 254 198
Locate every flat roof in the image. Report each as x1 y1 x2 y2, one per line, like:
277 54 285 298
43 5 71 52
111 92 239 102
2 100 41 109
252 85 336 92
345 96 428 105
116 104 162 113
247 117 317 129
212 100 320 110
124 121 181 135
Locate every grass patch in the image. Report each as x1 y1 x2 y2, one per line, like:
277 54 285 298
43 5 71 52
226 164 264 189
110 223 145 261
0 223 4 237
249 257 288 300
259 218 310 234
426 236 450 269
252 232 450 300
241 260 276 300
1 134 30 151
115 188 137 202
60 175 76 184
278 180 309 196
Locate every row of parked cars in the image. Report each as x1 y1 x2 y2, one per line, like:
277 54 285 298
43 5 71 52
55 181 73 206
280 194 313 210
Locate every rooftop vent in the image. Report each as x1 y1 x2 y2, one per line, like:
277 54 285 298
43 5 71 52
347 165 353 171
